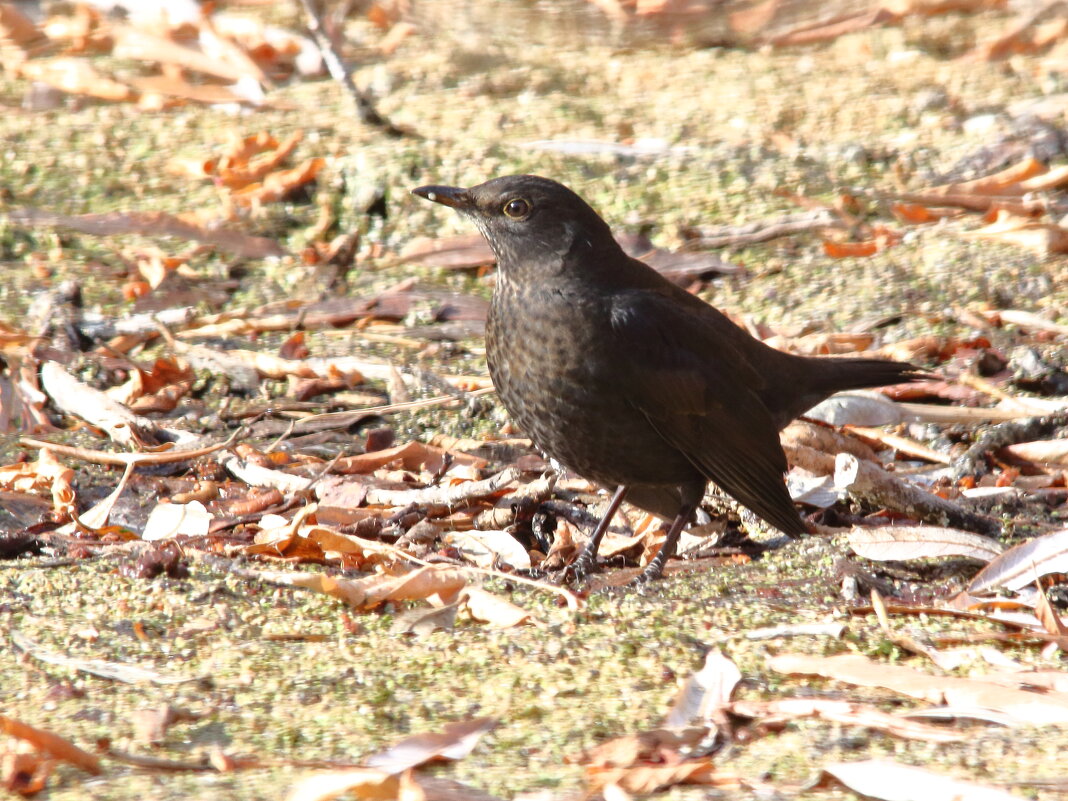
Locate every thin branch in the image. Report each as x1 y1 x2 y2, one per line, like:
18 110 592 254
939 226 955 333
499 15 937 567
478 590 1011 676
298 0 411 137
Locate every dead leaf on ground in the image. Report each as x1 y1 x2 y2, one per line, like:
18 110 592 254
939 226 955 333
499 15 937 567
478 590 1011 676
4 207 285 259
968 527 1068 594
848 525 1003 563
770 652 1068 724
16 57 135 101
0 715 101 775
823 759 1024 801
363 717 498 774
727 698 964 742
962 209 1068 256
663 649 741 728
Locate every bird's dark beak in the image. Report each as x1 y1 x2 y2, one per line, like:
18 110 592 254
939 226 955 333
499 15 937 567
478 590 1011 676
411 184 471 210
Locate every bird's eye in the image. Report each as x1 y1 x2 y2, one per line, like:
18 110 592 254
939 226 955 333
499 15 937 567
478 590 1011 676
503 198 531 219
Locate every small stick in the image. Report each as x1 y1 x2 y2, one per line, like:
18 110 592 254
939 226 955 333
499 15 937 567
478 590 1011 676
298 0 410 137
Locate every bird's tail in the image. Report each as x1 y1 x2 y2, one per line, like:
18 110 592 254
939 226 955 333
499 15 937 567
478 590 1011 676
769 356 929 427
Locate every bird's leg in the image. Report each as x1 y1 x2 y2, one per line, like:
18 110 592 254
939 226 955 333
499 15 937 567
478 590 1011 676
631 501 698 584
568 485 628 581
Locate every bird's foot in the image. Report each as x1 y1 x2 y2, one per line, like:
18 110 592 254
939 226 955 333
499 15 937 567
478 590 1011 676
628 558 667 586
565 553 597 584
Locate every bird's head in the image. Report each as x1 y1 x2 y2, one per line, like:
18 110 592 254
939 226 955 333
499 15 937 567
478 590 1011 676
412 175 618 279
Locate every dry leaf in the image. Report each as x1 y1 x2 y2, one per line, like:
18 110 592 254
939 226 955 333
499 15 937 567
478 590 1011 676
663 650 741 728
6 207 285 259
848 526 1003 563
824 759 1023 801
969 528 1068 594
460 588 541 628
0 716 101 775
770 652 1068 724
364 717 498 774
285 768 399 801
963 209 1068 256
728 698 963 742
17 57 134 101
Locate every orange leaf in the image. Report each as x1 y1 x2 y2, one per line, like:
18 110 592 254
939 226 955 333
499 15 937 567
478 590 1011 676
822 239 878 258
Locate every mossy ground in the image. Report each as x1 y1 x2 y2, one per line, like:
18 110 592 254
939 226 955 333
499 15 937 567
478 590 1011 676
2 3 1067 798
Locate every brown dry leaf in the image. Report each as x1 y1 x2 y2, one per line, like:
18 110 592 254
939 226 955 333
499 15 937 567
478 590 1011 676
400 234 495 270
334 441 486 475
823 759 1022 801
889 202 961 223
363 717 498 774
769 652 1068 724
217 131 304 189
377 21 416 55
5 207 285 259
589 759 734 795
284 768 399 801
1034 583 1068 639
0 715 101 775
16 57 135 101
107 357 195 414
729 698 963 742
932 157 1047 197
1002 439 1068 465
269 564 469 610
822 239 879 258
230 158 325 207
962 209 1068 256
977 9 1068 60
1 3 47 52
0 448 75 517
459 587 542 628
127 74 250 107
969 527 1068 594
769 7 900 47
306 527 395 564
848 525 1003 563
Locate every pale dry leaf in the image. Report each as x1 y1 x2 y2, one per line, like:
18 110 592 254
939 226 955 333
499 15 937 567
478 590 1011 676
848 526 1003 563
271 565 469 609
824 759 1023 801
969 528 1068 594
284 768 399 801
141 500 213 540
460 587 542 628
363 717 498 775
769 652 1068 725
727 698 963 742
663 649 741 729
445 530 531 570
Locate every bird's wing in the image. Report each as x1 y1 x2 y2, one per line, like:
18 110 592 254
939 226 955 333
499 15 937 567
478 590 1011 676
609 289 806 537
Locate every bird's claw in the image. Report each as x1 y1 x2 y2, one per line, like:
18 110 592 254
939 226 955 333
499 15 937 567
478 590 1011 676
566 554 596 583
628 561 665 586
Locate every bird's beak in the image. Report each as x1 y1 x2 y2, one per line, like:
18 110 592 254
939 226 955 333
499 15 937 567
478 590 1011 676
411 184 471 210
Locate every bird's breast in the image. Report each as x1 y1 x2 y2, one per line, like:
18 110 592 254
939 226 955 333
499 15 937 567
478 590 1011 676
486 283 698 487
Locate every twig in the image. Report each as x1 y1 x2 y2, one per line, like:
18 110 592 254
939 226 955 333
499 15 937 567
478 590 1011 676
11 630 197 685
298 0 410 137
835 454 1001 536
19 428 245 466
363 466 521 508
949 412 1068 482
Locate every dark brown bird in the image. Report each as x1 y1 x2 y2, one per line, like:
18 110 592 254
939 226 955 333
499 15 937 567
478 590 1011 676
413 175 923 582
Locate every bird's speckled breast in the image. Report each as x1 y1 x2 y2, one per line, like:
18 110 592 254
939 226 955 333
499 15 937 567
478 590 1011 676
486 280 699 488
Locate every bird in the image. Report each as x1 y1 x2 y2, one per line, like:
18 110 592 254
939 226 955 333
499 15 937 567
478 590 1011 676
412 175 924 583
